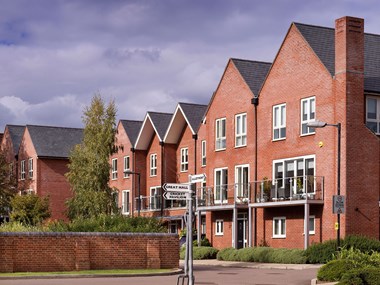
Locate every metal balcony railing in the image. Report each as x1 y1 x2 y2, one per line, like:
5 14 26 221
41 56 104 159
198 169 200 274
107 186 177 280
135 195 187 211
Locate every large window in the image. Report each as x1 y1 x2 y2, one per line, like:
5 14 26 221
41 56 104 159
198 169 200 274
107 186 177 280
235 113 247 147
215 168 228 203
28 158 33 179
273 217 286 238
122 190 130 215
215 219 224 235
123 156 130 178
273 155 315 195
366 96 380 135
111 158 118 180
273 104 286 140
180 148 188 172
20 160 25 180
201 140 206 166
301 97 316 135
150 186 161 210
235 164 249 199
215 118 226 150
150 154 157 176
308 216 315 235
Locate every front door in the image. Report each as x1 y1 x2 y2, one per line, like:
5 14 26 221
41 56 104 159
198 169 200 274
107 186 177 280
237 219 244 249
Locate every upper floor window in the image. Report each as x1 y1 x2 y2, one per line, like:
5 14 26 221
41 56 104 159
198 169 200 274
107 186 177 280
215 118 226 150
150 153 157 176
20 160 25 180
235 113 247 147
123 156 130 178
122 190 130 215
28 158 33 179
273 104 286 140
111 158 118 180
201 140 206 166
180 148 188 172
366 96 380 135
301 97 316 135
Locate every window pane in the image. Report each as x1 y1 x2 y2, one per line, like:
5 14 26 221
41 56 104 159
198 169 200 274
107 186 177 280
281 219 286 235
302 100 308 120
367 98 377 119
274 107 279 127
309 217 315 232
366 122 377 133
310 99 315 119
281 105 286 125
280 127 286 138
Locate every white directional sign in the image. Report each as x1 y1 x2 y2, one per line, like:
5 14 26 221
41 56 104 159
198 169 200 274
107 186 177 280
189 173 206 183
163 191 188 200
162 183 191 200
162 183 189 192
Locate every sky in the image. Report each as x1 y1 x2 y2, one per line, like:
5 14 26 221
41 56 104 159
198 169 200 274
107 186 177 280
0 0 379 131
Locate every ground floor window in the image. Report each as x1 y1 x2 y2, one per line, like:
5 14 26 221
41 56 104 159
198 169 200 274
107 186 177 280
273 217 286 238
215 219 224 236
308 216 315 235
169 221 178 234
201 216 206 235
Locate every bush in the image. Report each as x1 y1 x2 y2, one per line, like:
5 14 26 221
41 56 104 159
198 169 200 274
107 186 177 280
0 221 42 232
180 246 219 260
305 239 337 264
317 259 353 282
339 267 380 285
268 248 307 264
217 247 239 261
193 237 211 247
342 235 380 253
10 194 51 226
237 247 256 262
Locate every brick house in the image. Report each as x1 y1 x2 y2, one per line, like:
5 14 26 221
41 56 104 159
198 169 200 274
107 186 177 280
17 125 83 220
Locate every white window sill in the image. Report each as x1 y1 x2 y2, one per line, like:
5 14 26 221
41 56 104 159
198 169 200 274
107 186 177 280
272 236 286 239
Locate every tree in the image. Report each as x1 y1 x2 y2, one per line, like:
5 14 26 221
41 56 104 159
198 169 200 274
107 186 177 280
10 194 51 225
66 94 118 219
0 149 17 217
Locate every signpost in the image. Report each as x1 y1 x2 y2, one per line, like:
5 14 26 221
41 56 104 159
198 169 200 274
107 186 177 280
189 173 206 183
333 195 345 214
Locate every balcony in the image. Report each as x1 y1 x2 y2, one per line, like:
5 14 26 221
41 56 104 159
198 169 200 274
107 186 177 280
250 175 324 208
135 195 186 212
196 183 250 210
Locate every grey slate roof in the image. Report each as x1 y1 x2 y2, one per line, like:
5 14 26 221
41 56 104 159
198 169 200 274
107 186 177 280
178 103 207 133
120 120 143 145
27 125 83 158
231 59 271 95
6 125 25 154
295 22 380 93
147 112 173 140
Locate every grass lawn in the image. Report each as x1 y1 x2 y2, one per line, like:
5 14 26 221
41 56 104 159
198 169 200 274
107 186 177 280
0 268 178 277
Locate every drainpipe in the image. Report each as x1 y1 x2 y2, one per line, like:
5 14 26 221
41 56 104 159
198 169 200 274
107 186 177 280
131 147 136 217
193 134 202 247
160 141 165 217
251 96 259 247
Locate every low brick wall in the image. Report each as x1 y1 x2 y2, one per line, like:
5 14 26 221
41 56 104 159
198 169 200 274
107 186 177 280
0 232 179 273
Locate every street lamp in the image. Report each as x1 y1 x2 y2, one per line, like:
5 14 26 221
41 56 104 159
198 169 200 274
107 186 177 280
124 170 141 217
307 120 341 248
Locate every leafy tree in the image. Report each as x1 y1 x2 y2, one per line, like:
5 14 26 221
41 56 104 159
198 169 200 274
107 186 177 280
66 94 118 219
0 149 17 216
10 194 51 225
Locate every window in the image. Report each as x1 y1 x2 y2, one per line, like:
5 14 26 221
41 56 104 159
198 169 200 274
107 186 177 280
215 118 226 150
201 140 206 166
150 186 161 210
273 104 286 140
122 190 130 214
201 216 206 235
301 97 316 135
28 158 33 179
20 160 25 180
366 96 380 135
180 148 188 172
235 113 247 147
215 168 228 203
308 216 315 235
150 154 157 176
216 219 224 235
111 158 118 180
235 165 249 199
123 156 130 178
273 217 286 238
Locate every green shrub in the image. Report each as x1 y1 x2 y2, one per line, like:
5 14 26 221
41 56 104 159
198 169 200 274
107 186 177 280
0 221 43 232
180 246 218 260
10 194 51 226
267 248 307 264
217 247 239 261
251 247 274 263
305 239 337 264
317 259 353 282
338 267 380 285
193 237 211 247
237 247 256 262
342 235 380 253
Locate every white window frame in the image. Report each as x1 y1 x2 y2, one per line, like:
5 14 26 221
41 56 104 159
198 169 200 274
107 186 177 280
215 118 226 150
201 140 206 167
235 113 247 147
235 164 249 199
150 186 161 210
273 217 286 238
214 167 228 203
301 97 316 136
308 215 315 235
215 219 224 236
20 160 25 180
122 190 130 215
273 104 286 140
123 156 130 178
366 95 380 135
150 153 157 176
28 158 33 179
180 147 189 172
111 158 118 180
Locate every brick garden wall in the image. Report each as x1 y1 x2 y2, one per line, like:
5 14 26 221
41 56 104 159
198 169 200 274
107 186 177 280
0 232 179 273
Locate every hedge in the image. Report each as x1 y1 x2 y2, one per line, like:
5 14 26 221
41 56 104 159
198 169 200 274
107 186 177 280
338 267 380 285
180 246 219 260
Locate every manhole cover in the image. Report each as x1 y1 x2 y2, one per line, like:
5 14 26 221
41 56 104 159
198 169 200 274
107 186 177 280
217 272 238 275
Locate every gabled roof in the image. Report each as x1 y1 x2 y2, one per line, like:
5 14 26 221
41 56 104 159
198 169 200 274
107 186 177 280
294 22 380 93
231 59 272 95
134 112 172 150
5 125 25 154
120 120 143 146
164 102 207 144
26 125 83 159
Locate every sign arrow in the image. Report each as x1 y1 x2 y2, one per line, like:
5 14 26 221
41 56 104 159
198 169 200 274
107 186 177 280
189 173 206 183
